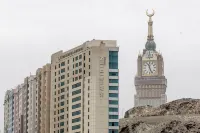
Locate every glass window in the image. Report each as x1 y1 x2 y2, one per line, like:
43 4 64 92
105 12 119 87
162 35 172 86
72 117 81 123
72 124 80 130
72 89 81 96
72 96 81 102
60 115 64 120
109 100 118 105
72 103 81 109
61 68 65 73
61 95 65 100
109 79 118 83
109 51 118 69
109 72 118 76
60 82 65 86
61 75 65 80
61 88 65 93
109 115 118 119
72 82 81 89
109 93 118 98
60 122 64 126
61 62 65 66
109 108 118 112
60 129 64 133
109 86 118 90
109 129 118 133
72 110 81 116
109 122 119 126
60 101 64 106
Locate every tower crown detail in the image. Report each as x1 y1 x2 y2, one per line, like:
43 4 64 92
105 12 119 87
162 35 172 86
145 9 156 51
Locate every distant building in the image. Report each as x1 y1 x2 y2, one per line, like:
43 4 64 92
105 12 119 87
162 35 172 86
36 64 51 133
134 10 167 107
50 40 119 133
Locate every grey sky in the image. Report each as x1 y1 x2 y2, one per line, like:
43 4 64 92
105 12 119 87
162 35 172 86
1 0 200 131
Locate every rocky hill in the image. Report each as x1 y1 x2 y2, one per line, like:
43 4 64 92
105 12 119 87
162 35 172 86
119 98 200 133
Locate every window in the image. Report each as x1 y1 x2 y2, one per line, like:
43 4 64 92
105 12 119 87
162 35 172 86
109 93 118 98
68 60 69 64
109 115 119 119
109 100 118 105
109 51 118 69
55 72 56 76
109 122 118 126
72 103 81 109
109 79 118 83
109 108 118 112
61 95 65 100
67 73 69 77
72 96 81 102
61 62 65 66
79 62 82 66
61 68 65 73
60 115 64 120
60 101 64 106
60 108 64 113
88 79 90 83
60 82 65 86
109 72 118 76
79 55 82 59
79 68 82 73
72 124 80 130
75 70 78 74
54 85 56 89
109 86 118 90
61 75 65 80
72 82 81 89
79 75 82 79
60 122 64 126
75 56 78 61
72 117 81 123
109 129 119 133
61 88 65 93
60 129 64 133
89 65 90 69
76 63 78 67
72 110 81 116
89 58 90 62
55 65 57 69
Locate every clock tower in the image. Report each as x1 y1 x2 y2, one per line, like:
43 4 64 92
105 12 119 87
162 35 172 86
134 10 167 107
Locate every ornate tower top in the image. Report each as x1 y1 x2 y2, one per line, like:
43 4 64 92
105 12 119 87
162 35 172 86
145 9 156 51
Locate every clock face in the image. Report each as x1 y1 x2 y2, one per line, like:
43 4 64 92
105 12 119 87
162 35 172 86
143 61 156 75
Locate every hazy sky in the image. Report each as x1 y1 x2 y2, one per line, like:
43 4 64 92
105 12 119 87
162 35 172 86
1 0 200 131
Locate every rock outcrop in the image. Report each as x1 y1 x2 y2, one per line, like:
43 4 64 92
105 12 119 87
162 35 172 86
120 98 200 133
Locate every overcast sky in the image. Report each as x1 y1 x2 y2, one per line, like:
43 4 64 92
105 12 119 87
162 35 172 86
1 0 200 131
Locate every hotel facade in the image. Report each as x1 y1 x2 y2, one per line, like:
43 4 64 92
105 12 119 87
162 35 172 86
50 40 119 133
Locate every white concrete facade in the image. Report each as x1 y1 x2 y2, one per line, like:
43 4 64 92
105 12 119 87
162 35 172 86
50 40 119 133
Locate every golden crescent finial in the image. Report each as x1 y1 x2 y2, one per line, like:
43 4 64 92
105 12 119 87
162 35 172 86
146 9 155 17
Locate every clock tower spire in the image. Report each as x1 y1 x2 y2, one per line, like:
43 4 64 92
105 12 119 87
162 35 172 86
134 10 167 107
145 9 156 51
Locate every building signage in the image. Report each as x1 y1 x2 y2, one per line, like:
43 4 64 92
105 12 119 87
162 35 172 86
99 57 106 98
